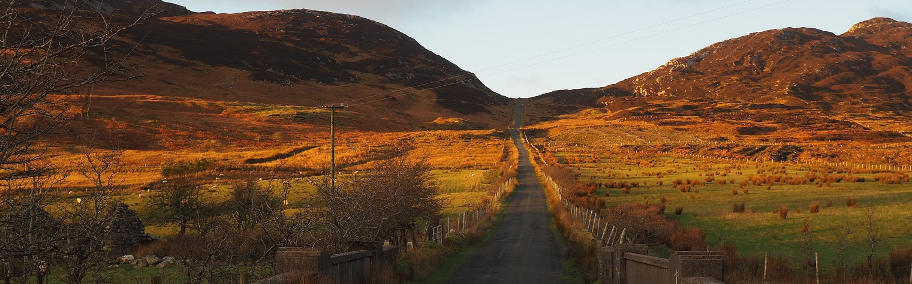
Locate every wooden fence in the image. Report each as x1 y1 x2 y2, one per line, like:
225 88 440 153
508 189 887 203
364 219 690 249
422 177 516 246
598 245 725 284
523 131 726 283
256 245 398 284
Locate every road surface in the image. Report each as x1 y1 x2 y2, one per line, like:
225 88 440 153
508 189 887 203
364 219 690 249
444 101 578 283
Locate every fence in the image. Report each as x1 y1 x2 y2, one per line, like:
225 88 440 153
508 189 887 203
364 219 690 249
256 245 398 284
422 177 516 246
522 131 726 283
598 245 725 284
532 138 912 173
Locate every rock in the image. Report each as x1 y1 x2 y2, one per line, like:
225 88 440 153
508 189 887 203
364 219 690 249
135 259 148 267
156 256 176 268
144 255 161 266
118 255 135 263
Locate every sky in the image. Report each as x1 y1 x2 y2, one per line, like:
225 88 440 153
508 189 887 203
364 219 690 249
169 0 912 98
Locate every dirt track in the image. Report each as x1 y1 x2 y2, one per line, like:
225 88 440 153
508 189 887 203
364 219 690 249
444 101 578 283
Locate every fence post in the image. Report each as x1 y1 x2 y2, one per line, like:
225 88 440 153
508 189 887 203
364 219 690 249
763 252 768 281
607 226 616 245
815 252 819 284
618 228 626 244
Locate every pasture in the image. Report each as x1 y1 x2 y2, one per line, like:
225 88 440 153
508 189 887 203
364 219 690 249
42 129 514 238
549 148 912 272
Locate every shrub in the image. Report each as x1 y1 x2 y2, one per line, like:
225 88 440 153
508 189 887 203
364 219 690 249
846 197 857 208
809 203 819 214
776 206 788 219
732 203 745 213
675 207 683 215
875 173 911 184
669 227 707 251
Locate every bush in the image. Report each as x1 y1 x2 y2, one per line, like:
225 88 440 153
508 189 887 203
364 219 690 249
732 203 746 213
669 228 707 251
809 203 820 214
776 206 788 219
875 173 910 184
846 197 857 208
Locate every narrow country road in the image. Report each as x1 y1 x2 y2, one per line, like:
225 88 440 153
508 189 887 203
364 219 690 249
444 101 578 284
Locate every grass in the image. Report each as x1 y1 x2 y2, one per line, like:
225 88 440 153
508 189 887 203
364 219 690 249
551 150 912 274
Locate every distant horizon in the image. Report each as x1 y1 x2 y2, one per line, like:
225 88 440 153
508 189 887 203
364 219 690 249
169 0 912 98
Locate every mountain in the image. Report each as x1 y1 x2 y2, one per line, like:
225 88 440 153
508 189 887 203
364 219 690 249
529 18 912 142
23 1 512 149
22 0 192 16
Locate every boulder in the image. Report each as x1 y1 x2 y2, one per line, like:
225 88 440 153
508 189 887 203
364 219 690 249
134 258 148 267
156 256 176 268
118 255 135 263
144 255 161 266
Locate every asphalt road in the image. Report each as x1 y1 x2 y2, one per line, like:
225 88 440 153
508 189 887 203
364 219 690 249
444 102 576 284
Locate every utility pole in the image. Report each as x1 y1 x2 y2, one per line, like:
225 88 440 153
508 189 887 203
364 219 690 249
321 104 346 190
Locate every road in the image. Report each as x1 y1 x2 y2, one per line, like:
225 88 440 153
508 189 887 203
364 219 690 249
444 101 577 283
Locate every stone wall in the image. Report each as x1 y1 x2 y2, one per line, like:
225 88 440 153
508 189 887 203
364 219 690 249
107 203 151 255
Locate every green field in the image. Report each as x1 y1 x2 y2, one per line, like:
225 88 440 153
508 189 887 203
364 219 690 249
90 169 500 238
558 152 912 272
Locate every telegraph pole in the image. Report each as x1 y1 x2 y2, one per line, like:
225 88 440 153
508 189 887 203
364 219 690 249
321 104 346 190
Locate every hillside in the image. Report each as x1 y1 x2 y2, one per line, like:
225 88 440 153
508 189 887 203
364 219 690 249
528 18 912 143
24 1 511 149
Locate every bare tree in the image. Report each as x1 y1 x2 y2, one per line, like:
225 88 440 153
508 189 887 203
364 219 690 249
313 155 442 252
0 0 144 174
0 162 66 283
51 148 125 284
864 207 881 278
75 148 123 213
835 219 852 283
153 176 204 237
0 1 147 281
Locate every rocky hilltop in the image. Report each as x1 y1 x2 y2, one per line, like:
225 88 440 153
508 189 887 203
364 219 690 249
530 18 912 142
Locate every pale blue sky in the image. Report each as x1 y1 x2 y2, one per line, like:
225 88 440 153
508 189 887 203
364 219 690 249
169 0 912 98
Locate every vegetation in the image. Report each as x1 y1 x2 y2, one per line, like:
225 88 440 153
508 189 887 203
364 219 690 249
523 121 912 281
